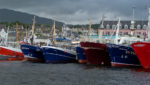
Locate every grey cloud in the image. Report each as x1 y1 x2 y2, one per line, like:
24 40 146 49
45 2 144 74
0 0 150 24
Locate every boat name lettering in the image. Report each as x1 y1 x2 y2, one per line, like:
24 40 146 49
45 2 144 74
126 51 135 55
22 47 29 50
134 44 145 47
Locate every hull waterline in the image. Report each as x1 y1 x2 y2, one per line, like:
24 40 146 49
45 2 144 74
106 43 141 67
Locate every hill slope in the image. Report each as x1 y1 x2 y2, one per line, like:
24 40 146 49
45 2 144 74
0 9 64 26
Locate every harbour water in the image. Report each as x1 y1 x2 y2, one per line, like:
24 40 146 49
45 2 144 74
0 61 150 85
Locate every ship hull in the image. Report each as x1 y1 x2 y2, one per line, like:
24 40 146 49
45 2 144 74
106 43 141 67
42 46 76 63
0 46 24 61
132 42 150 69
20 44 44 62
75 46 87 63
80 42 111 66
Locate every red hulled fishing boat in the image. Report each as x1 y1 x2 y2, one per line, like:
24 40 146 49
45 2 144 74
0 25 24 61
131 8 150 69
80 42 111 66
132 42 150 69
79 19 111 66
0 46 24 61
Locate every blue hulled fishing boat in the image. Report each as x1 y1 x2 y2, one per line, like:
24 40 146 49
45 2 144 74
42 46 76 63
106 43 141 67
105 18 142 67
20 16 45 62
40 19 77 63
20 44 44 62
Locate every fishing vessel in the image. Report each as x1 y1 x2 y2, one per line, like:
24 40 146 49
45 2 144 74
106 17 142 67
106 36 143 67
42 19 77 63
20 44 44 62
80 42 111 66
0 46 24 61
131 8 150 69
0 25 24 61
42 46 76 63
106 43 141 67
132 42 150 69
20 16 44 62
78 19 111 66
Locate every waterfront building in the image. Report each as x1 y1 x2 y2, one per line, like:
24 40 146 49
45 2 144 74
99 20 147 37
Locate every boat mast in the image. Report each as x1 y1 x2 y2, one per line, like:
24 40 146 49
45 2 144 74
26 27 28 40
31 16 35 45
5 26 9 46
16 23 19 43
52 18 56 46
98 15 105 42
115 18 120 44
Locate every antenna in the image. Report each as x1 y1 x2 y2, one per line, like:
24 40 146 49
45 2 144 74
130 6 136 36
88 19 92 42
32 16 36 36
100 15 106 28
132 6 136 21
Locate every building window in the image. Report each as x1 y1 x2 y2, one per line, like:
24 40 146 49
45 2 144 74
106 32 110 35
130 25 135 29
100 24 104 28
103 32 104 35
124 32 128 35
124 24 128 29
137 24 141 29
106 24 110 29
137 32 141 35
120 32 122 35
112 25 116 29
113 32 116 35
143 25 147 29
119 24 122 29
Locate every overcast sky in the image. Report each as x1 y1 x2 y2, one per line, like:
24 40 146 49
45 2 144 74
0 0 150 24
